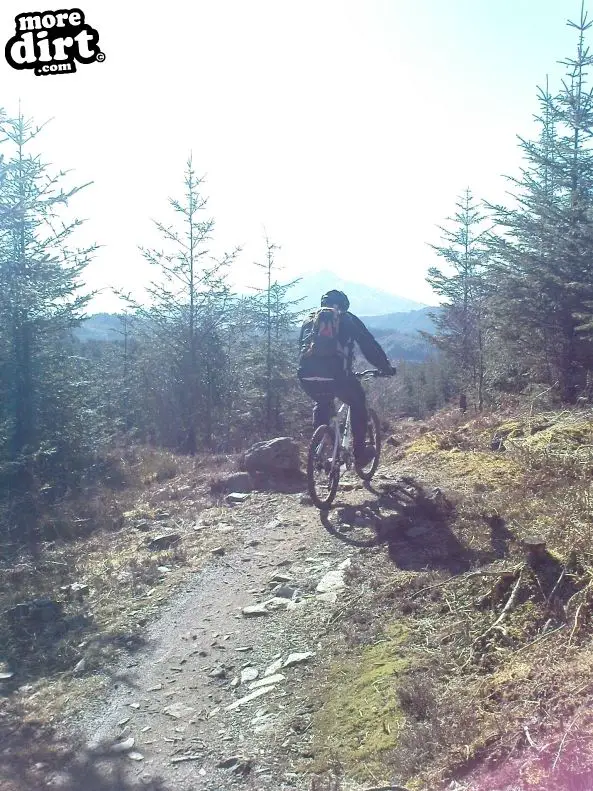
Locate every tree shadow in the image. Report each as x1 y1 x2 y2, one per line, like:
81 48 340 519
0 623 150 693
320 476 477 574
0 699 170 791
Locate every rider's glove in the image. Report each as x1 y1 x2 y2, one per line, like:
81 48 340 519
381 364 397 377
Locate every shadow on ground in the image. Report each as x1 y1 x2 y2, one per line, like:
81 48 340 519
0 623 150 693
319 475 479 574
0 700 169 791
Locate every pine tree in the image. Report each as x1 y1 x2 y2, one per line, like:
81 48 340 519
424 188 490 410
487 6 593 401
251 235 304 436
0 109 98 533
119 156 238 453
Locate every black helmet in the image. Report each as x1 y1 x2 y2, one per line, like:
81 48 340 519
321 289 350 311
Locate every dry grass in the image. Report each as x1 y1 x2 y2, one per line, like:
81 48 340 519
0 445 240 720
312 404 593 790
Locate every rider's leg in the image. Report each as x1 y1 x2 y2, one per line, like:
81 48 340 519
334 376 372 463
298 377 335 429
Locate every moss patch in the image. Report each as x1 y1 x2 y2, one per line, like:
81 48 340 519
444 451 520 486
406 432 442 454
512 419 593 451
312 623 409 782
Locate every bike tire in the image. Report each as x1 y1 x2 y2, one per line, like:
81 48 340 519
355 408 382 481
307 425 340 509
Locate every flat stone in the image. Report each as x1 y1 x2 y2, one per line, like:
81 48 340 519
73 658 86 675
111 737 135 753
242 605 269 617
316 591 338 604
263 597 290 610
240 667 259 684
316 570 346 594
226 492 251 504
248 673 285 690
147 533 181 550
224 686 276 711
270 572 291 583
162 703 195 720
264 658 284 677
283 652 314 668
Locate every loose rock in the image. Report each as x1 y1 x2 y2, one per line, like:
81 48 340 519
242 605 269 617
264 658 284 677
111 737 135 753
225 686 276 711
226 492 251 504
240 667 259 684
163 703 195 720
271 584 297 600
248 673 285 690
147 533 181 551
241 437 301 475
283 651 314 668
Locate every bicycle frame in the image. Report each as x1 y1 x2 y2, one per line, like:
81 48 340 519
306 368 386 508
314 369 380 471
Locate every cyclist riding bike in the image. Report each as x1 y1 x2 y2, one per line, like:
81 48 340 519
297 289 396 468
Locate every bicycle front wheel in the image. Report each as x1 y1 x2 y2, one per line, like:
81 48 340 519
355 408 381 481
307 425 340 509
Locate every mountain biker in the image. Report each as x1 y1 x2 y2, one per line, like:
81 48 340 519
297 289 396 467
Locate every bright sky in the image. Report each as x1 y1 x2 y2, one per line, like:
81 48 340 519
0 0 583 311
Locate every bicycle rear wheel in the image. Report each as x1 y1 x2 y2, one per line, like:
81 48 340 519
355 408 381 481
307 425 340 509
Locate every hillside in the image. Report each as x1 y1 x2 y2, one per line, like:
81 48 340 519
362 307 437 362
74 308 437 362
3 404 593 790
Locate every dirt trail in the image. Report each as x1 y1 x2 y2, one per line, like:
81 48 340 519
56 480 376 791
7 445 588 791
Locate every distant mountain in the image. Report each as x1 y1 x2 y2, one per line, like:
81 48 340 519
74 301 442 364
355 307 439 363
74 313 124 342
288 270 427 315
361 306 437 334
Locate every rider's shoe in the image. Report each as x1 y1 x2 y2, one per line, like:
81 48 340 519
354 443 375 467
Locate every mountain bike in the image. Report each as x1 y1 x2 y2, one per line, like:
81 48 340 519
306 370 386 509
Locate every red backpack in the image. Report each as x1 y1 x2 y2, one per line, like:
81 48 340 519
299 307 346 361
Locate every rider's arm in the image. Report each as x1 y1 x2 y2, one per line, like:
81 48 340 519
348 313 392 372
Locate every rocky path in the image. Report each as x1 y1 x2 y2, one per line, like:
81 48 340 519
57 479 379 791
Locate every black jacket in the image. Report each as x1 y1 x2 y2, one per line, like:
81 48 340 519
298 310 390 379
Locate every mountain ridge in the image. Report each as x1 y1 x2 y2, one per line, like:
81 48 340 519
286 269 428 315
